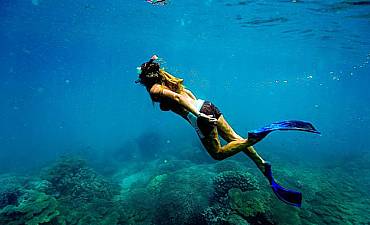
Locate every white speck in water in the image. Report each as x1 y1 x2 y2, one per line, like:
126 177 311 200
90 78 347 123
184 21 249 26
65 79 70 84
307 75 313 79
350 72 354 76
314 104 319 108
164 159 168 163
166 140 171 144
319 83 324 86
283 80 288 83
332 76 339 81
329 71 334 74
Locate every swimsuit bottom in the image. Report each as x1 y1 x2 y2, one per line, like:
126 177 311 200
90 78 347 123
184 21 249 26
186 99 222 139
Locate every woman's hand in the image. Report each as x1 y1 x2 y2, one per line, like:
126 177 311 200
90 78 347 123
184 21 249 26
198 113 218 126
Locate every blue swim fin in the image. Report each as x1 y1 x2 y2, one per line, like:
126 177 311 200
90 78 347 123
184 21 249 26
248 120 320 146
264 162 302 207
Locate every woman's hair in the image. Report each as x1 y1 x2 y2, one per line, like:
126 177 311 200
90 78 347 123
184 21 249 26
137 59 185 93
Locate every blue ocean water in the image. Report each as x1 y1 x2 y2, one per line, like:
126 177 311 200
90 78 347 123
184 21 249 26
0 0 370 224
1 0 369 170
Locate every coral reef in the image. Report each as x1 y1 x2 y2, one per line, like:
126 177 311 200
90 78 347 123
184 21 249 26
0 175 29 208
0 155 369 225
201 204 250 225
43 156 121 225
122 164 214 225
198 169 275 225
229 188 269 217
43 156 118 201
0 190 59 225
298 167 370 225
212 171 259 205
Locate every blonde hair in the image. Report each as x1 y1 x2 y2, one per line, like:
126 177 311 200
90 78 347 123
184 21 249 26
158 69 185 93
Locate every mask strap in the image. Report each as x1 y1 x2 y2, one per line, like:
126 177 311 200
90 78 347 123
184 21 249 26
136 67 142 74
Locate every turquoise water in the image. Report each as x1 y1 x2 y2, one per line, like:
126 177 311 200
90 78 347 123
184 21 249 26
0 1 370 224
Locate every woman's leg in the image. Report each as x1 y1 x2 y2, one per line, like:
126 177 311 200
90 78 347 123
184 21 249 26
216 115 266 173
201 126 250 160
217 115 242 142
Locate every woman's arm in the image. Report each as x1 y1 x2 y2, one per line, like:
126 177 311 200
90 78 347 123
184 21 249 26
183 88 196 100
150 84 217 123
150 84 201 116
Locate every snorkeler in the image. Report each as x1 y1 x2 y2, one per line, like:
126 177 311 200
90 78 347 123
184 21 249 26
146 0 167 5
136 55 320 207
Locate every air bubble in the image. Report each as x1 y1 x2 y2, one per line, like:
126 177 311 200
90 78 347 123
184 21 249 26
332 76 339 81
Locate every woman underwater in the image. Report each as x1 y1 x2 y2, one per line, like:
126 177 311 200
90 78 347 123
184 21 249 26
136 55 320 207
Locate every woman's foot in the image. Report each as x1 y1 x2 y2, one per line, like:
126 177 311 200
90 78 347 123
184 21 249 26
262 161 273 184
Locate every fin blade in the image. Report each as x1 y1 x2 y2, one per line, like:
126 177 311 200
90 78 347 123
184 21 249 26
264 162 302 207
271 180 302 207
248 120 320 145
